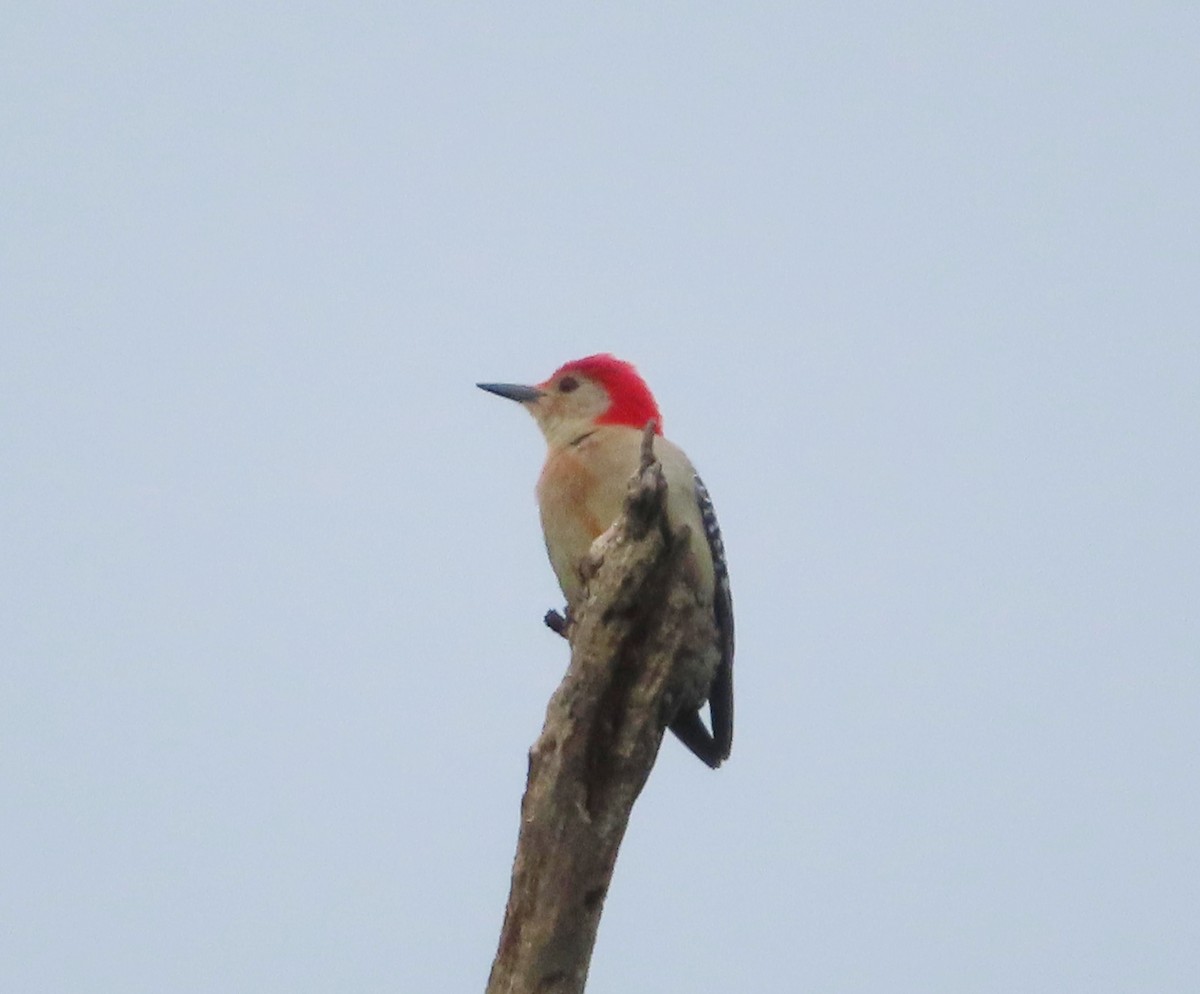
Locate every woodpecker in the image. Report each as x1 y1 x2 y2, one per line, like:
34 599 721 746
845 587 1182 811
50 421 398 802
478 354 734 768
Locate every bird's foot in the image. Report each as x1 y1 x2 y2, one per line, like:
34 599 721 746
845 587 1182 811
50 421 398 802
544 607 572 639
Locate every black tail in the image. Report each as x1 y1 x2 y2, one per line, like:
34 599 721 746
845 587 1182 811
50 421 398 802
669 710 725 769
708 653 734 761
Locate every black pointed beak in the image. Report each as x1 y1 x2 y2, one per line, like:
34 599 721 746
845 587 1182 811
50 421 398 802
477 382 544 403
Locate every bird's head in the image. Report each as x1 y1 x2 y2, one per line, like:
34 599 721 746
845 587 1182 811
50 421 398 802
478 354 662 448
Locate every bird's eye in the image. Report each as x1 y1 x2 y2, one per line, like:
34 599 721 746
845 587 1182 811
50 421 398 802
558 376 579 393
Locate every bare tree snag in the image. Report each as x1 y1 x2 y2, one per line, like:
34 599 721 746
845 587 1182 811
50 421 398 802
486 424 709 994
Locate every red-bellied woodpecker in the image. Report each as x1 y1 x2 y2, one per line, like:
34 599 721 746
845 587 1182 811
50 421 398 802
478 354 734 768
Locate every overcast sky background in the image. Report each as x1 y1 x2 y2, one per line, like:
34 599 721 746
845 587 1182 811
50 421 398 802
3 4 1198 992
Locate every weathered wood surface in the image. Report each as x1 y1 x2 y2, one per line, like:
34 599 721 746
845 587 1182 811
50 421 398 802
486 426 708 994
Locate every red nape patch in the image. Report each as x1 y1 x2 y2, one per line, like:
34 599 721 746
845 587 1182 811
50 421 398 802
552 354 663 433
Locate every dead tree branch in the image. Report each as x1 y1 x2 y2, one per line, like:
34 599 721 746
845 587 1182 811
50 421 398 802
486 423 705 994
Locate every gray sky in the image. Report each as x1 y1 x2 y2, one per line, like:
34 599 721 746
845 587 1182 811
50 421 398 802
3 4 1198 992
